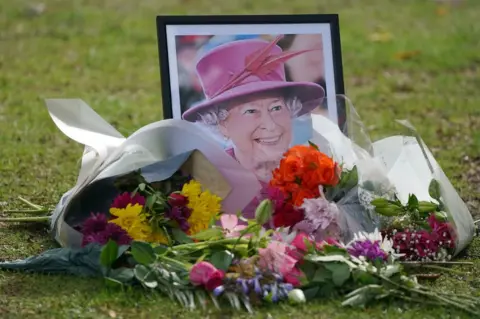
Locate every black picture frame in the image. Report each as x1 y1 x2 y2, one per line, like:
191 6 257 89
156 14 346 128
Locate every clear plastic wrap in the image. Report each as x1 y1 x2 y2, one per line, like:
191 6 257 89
310 95 474 253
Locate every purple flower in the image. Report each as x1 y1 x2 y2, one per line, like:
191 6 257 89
80 213 132 247
301 198 339 230
348 239 388 262
293 198 341 240
111 192 145 209
166 206 191 232
104 223 133 246
81 213 108 235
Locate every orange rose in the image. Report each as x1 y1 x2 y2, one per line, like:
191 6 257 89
292 188 318 206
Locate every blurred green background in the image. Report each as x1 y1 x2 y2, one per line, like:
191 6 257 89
0 0 479 318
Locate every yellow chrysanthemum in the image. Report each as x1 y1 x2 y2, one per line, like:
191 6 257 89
109 203 152 241
148 229 169 245
181 179 222 235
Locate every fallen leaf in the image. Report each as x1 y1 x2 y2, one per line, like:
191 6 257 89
108 310 117 318
394 50 421 61
368 31 393 43
436 6 449 16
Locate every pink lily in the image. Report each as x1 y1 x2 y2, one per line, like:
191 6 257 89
220 214 247 238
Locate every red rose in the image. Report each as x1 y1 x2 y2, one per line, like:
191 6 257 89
168 193 188 207
205 270 224 291
272 203 304 228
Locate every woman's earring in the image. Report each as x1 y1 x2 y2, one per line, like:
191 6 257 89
224 136 229 141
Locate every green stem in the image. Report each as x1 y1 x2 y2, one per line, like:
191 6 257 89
159 255 193 271
378 275 479 316
172 238 251 250
401 261 473 266
0 216 50 222
415 265 465 275
2 209 50 215
18 196 43 210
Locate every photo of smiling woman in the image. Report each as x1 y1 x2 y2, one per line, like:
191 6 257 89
180 35 326 216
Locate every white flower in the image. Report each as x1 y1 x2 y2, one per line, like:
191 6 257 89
288 289 306 304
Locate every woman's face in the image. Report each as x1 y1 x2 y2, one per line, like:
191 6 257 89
219 92 293 178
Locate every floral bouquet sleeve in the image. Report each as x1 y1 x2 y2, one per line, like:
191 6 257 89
44 99 261 248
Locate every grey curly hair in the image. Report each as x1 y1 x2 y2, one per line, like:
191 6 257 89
197 94 303 126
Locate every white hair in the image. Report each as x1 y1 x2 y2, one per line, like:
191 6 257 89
197 94 303 127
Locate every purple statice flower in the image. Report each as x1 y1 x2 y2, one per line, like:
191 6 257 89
81 213 108 235
111 192 146 209
348 239 388 262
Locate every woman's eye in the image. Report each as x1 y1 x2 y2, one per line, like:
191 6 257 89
243 109 257 114
271 105 282 112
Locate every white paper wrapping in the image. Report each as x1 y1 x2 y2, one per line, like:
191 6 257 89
46 97 474 255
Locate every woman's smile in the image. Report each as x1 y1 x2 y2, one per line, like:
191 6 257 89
254 135 283 145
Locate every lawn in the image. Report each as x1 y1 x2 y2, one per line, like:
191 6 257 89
1 0 479 318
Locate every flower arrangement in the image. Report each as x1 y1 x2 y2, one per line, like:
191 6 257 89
80 170 222 247
1 143 476 316
371 179 458 261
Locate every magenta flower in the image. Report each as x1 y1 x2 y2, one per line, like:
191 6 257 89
80 213 132 247
347 239 388 262
81 212 108 235
190 261 225 291
111 192 145 209
220 214 247 238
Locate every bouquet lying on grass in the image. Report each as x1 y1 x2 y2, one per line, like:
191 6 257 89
0 98 477 315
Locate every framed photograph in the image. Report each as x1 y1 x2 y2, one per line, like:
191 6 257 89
156 14 346 193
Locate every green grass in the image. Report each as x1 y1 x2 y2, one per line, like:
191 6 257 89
1 0 480 318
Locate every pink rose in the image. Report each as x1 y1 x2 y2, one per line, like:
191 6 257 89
291 233 318 252
284 267 305 287
189 262 218 286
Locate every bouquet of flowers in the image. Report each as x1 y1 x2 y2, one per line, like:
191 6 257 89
1 98 477 316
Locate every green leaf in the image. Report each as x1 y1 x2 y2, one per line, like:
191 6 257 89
312 267 332 283
352 270 378 285
139 183 146 191
428 179 441 200
210 250 234 272
109 267 134 283
100 240 119 269
407 194 419 210
131 241 156 265
133 264 158 288
153 245 168 255
146 195 156 210
324 262 351 287
104 277 125 288
299 260 317 281
302 286 320 300
308 140 320 151
172 228 193 244
323 245 349 256
190 228 224 241
117 245 130 258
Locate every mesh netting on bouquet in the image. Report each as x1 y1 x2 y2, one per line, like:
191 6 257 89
0 97 478 316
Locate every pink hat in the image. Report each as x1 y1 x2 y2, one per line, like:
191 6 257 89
182 36 326 122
